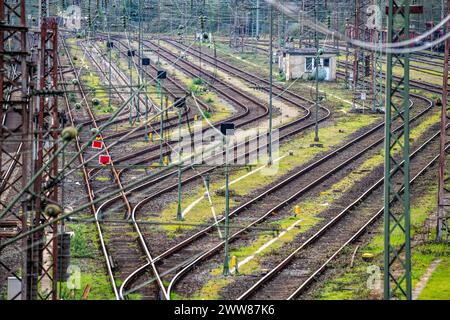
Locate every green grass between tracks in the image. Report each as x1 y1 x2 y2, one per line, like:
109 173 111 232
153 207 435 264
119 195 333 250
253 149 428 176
314 183 450 300
170 107 442 300
157 111 380 238
66 38 117 116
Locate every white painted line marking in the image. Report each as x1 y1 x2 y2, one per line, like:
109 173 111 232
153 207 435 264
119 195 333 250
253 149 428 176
231 219 303 274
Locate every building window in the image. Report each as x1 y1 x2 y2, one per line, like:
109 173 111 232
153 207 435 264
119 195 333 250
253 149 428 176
323 58 330 67
306 57 313 71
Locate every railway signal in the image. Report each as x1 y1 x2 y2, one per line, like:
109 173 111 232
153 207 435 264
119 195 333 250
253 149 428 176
99 155 111 166
142 57 150 65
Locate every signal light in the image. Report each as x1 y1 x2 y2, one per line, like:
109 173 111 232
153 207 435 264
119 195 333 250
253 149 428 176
157 70 167 80
142 58 150 65
174 97 186 108
220 123 235 136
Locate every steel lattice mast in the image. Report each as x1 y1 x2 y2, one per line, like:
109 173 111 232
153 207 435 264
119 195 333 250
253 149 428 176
384 0 412 300
27 16 60 300
351 0 373 110
1 0 62 300
436 0 450 242
372 0 384 112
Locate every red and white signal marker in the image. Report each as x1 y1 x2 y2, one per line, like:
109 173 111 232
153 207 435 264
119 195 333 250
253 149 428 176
99 155 111 166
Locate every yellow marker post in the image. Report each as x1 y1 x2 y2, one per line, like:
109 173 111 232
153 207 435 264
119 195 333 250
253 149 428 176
295 205 300 216
163 155 169 166
148 132 153 142
231 256 238 274
194 114 198 121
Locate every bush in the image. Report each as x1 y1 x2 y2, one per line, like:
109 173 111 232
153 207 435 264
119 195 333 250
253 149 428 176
202 111 211 119
189 84 202 95
193 78 204 85
70 225 95 258
277 72 286 82
69 92 77 103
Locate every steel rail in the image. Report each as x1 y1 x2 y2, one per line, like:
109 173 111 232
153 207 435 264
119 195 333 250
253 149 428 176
140 39 270 128
57 46 119 298
164 38 324 107
286 150 448 300
62 37 168 300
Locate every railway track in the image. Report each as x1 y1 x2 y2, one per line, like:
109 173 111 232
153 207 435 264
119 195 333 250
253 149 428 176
238 129 447 300
162 39 321 113
336 62 447 95
116 94 430 298
111 37 440 299
65 34 330 299
83 39 213 145
225 39 447 82
217 37 446 69
182 38 447 96
62 34 438 300
80 36 276 172
61 38 165 300
164 93 435 299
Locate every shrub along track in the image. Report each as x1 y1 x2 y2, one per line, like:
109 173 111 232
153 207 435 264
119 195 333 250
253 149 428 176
165 93 437 299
